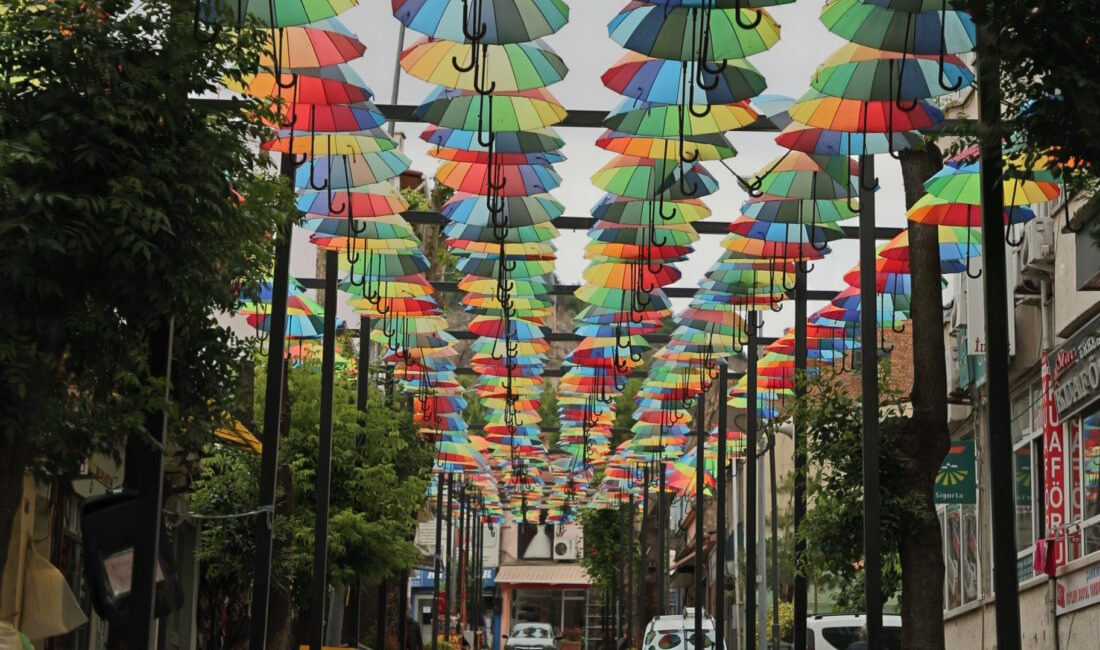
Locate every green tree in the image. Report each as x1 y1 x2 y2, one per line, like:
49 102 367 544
579 506 637 597
190 359 433 633
790 368 914 611
0 0 294 583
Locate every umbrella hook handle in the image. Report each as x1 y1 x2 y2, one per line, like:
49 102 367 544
964 227 984 279
1005 182 1025 247
937 0 964 92
734 0 764 30
272 29 298 90
658 193 678 221
192 0 222 44
460 0 488 42
679 168 699 197
807 178 830 253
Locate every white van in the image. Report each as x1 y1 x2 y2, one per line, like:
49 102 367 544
641 609 722 650
805 614 902 650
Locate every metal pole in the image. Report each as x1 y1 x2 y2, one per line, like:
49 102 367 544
732 462 742 650
793 266 808 650
657 462 666 615
744 312 759 650
769 440 779 650
694 389 705 650
974 4 1021 647
433 474 445 650
627 482 636 644
619 495 628 639
640 464 650 629
857 154 882 649
445 473 456 637
127 319 174 645
358 316 370 410
250 157 295 650
756 465 766 650
309 249 340 650
399 569 410 650
388 24 407 137
377 581 389 650
715 360 728 650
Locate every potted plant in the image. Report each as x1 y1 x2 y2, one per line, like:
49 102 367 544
560 627 583 650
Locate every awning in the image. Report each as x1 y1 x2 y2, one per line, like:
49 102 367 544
495 564 591 587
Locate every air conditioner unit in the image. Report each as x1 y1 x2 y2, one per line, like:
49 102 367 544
552 539 577 562
1023 217 1055 271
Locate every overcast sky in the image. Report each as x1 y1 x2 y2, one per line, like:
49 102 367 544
285 1 913 338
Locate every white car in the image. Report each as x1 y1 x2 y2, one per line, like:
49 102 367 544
641 609 722 650
505 623 560 650
805 614 902 650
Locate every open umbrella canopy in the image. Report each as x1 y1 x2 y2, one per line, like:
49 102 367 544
428 147 565 165
444 221 559 244
775 120 924 156
263 129 399 156
583 261 683 289
747 152 858 200
225 66 374 104
820 0 977 55
592 156 719 199
414 87 567 131
923 161 1061 206
392 0 570 44
588 221 700 247
789 90 944 133
880 225 981 274
609 2 781 60
340 249 432 280
602 51 768 104
421 125 565 153
596 130 738 161
604 98 759 137
721 232 832 260
435 160 562 195
296 180 409 217
591 194 711 225
741 193 860 223
727 216 847 245
295 151 412 188
443 192 564 227
906 193 1036 226
400 37 568 92
238 0 358 27
260 19 366 69
810 43 974 101
272 101 386 133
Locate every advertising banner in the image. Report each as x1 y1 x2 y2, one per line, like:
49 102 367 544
1043 353 1069 568
934 441 977 504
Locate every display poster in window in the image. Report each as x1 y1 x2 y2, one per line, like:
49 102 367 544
934 441 976 504
1046 310 1100 424
1043 353 1070 567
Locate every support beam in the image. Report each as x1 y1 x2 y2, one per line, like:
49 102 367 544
744 312 758 650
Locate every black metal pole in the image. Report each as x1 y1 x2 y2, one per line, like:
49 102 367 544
433 474 445 650
354 316 370 649
377 580 389 650
249 159 295 650
399 568 410 650
695 389 706 650
350 582 361 646
716 360 728 650
857 154 882 649
640 464 650 630
358 316 370 411
618 495 627 639
793 266 808 650
745 311 759 650
127 319 174 645
474 505 484 649
657 461 666 615
974 4 1022 647
627 482 636 644
445 473 456 637
769 439 779 650
309 249 340 650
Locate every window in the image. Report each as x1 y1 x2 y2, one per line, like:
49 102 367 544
1067 409 1100 561
1011 380 1045 580
942 504 980 610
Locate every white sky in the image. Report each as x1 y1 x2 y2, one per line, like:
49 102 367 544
286 1 911 339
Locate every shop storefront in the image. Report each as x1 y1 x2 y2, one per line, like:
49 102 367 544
496 564 591 641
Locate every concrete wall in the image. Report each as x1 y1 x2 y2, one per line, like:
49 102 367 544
943 580 1055 649
1057 603 1100 649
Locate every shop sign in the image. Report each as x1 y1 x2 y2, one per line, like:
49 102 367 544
409 568 496 590
1047 311 1100 424
934 441 976 504
1056 561 1100 614
1042 355 1069 568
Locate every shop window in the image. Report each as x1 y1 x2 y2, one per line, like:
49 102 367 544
1011 381 1045 579
1067 409 1100 561
942 504 980 611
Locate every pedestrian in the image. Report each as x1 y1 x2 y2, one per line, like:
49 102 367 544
407 616 424 650
845 626 867 650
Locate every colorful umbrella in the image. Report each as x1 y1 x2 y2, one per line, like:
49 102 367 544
421 125 565 153
820 0 976 55
601 51 768 104
414 87 567 132
810 43 974 101
609 2 781 60
392 0 569 45
604 98 758 137
400 37 568 92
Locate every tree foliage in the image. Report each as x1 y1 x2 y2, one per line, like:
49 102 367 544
0 0 294 582
789 368 916 611
190 358 434 609
580 506 637 596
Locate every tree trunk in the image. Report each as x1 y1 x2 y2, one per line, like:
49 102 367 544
897 145 951 650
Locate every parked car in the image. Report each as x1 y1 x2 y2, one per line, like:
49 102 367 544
641 609 721 650
504 623 560 650
805 614 902 650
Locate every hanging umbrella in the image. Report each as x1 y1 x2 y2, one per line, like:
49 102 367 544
609 2 781 60
727 216 847 245
741 193 859 223
263 129 398 156
879 225 981 274
295 151 413 188
456 254 555 278
775 120 924 156
789 90 944 133
429 148 565 165
721 233 832 260
922 161 1061 206
602 51 768 104
592 156 719 199
435 160 562 195
591 195 711 225
597 130 738 161
443 192 564 227
421 125 565 153
301 214 418 241
588 221 699 247
259 19 366 69
241 0 358 27
296 181 409 217
414 87 567 131
225 66 374 104
582 261 682 289
906 193 1036 226
271 100 386 134
444 221 559 244
392 0 570 44
748 151 857 200
605 98 758 136
820 0 976 55
810 43 974 101
401 37 568 92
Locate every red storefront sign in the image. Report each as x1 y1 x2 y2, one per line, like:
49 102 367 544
1043 353 1068 567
